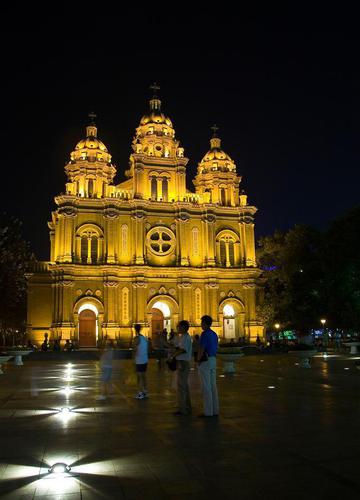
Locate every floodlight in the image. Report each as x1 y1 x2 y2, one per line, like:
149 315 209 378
48 462 71 474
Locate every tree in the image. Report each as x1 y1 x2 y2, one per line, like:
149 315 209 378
0 213 34 342
322 206 360 332
257 225 324 333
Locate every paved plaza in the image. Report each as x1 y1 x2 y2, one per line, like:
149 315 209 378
0 352 360 499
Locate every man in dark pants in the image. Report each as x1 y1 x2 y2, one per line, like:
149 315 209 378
197 315 219 417
173 320 192 416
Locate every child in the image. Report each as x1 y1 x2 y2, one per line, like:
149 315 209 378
96 339 114 401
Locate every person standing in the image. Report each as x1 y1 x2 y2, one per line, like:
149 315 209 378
96 339 114 401
198 315 219 417
192 334 200 363
172 320 192 416
133 324 149 399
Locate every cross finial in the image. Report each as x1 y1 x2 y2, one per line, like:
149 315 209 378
150 82 160 97
88 111 97 124
211 124 219 137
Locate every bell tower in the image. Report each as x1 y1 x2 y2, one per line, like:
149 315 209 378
127 84 189 202
193 125 241 206
64 113 116 199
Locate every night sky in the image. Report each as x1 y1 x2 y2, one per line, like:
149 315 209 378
1 9 359 260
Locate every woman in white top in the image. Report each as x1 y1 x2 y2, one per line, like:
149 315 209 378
133 324 149 399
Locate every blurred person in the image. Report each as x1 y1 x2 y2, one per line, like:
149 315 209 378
172 320 192 416
197 315 219 417
133 324 149 399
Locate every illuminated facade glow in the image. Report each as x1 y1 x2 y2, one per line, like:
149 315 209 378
26 91 263 346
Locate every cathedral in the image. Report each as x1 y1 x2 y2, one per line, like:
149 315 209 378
27 88 263 347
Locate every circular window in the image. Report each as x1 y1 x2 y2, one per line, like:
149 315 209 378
146 227 175 256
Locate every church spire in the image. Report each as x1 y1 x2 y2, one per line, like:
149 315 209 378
210 124 221 149
86 111 98 138
149 82 161 111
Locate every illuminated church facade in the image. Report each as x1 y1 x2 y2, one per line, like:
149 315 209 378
27 89 263 347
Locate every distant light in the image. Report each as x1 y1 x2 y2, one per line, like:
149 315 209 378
320 318 326 326
60 407 71 414
268 386 275 389
294 362 299 365
323 353 328 359
63 387 72 396
260 359 264 362
48 462 71 474
299 269 303 273
219 375 225 378
344 367 350 370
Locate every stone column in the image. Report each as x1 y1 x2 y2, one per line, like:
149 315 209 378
203 214 216 266
132 211 145 265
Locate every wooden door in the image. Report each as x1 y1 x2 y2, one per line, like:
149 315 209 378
79 309 97 347
151 308 164 338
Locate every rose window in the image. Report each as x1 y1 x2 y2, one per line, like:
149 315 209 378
146 227 175 256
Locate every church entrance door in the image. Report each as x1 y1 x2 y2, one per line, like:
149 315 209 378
79 309 97 347
151 308 164 338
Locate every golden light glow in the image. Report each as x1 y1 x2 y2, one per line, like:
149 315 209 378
27 93 263 346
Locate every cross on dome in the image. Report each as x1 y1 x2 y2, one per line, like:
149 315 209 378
88 111 97 124
150 82 160 97
211 124 219 137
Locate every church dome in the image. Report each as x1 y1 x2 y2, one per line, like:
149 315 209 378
75 131 108 152
69 115 112 164
198 127 236 173
139 99 173 128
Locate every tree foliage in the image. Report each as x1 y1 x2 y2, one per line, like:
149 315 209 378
0 213 34 332
257 207 360 333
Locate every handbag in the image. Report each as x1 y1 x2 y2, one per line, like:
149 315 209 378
198 351 208 363
166 357 177 371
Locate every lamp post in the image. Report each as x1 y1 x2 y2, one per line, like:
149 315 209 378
320 318 327 352
274 323 280 343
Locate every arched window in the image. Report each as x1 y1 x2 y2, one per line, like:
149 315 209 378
151 177 157 200
192 227 200 256
91 236 98 264
81 236 88 263
220 188 226 206
88 179 94 197
220 240 226 266
216 231 239 268
162 177 168 202
78 227 103 264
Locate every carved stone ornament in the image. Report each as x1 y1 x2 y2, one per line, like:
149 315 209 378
95 289 102 297
159 286 167 294
145 222 151 230
85 289 93 295
149 288 156 295
177 281 192 289
170 223 176 231
132 281 147 288
205 282 219 289
203 214 216 223
59 280 73 287
76 289 82 296
228 290 235 297
220 291 226 297
60 207 77 217
104 209 119 219
104 281 119 288
169 288 176 296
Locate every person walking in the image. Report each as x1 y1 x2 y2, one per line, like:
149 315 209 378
133 324 149 399
197 315 219 417
96 339 114 401
172 320 192 416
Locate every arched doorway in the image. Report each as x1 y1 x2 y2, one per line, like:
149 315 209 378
223 304 236 339
151 308 164 337
79 309 97 347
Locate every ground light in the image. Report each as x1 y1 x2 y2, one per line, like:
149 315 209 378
48 463 71 474
60 407 71 414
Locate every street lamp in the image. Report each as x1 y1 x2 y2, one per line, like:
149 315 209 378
320 318 328 352
274 323 280 342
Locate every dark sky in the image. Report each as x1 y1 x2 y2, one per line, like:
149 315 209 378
1 8 359 259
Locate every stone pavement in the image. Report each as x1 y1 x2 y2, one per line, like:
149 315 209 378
0 353 360 499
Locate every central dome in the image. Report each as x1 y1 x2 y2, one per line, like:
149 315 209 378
139 98 173 128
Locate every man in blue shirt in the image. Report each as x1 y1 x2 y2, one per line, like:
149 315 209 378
197 315 219 417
